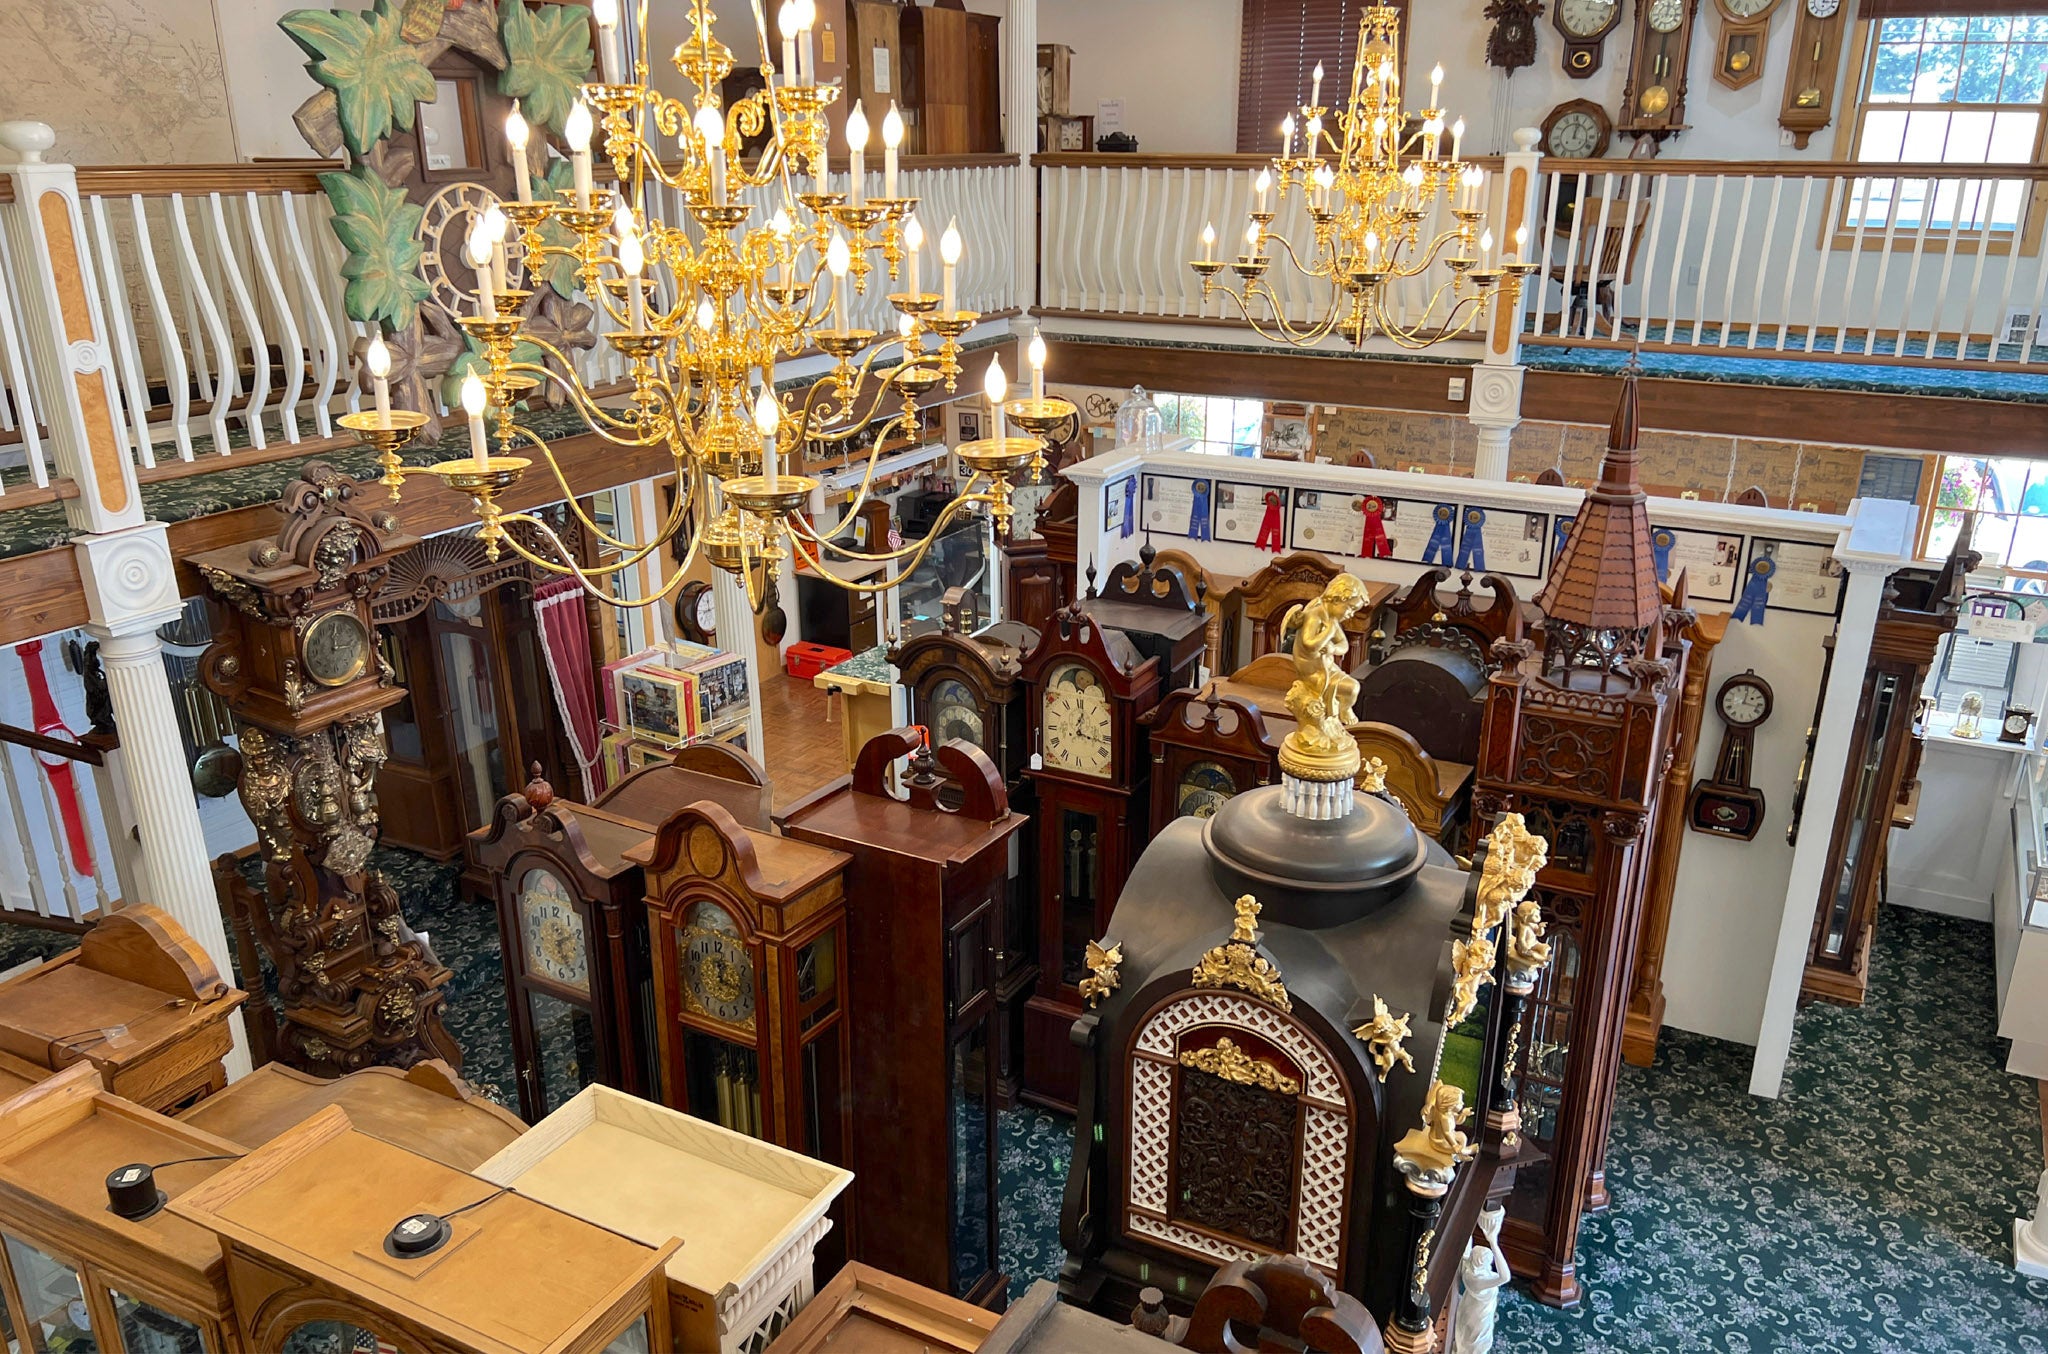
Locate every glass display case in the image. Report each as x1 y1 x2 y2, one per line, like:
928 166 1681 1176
897 514 994 634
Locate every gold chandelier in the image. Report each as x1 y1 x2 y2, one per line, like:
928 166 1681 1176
1192 4 1536 350
342 0 1073 611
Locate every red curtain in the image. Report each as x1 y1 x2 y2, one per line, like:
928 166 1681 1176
534 577 602 800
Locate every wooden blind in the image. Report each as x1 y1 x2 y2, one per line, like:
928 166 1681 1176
1237 1 1407 154
1857 1 2048 16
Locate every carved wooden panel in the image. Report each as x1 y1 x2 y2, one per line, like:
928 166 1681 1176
1174 1065 1300 1251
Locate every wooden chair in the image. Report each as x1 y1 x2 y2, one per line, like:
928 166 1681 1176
1352 721 1472 844
1232 551 1392 668
1549 197 1652 337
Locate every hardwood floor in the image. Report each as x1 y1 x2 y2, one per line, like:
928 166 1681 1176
758 670 852 813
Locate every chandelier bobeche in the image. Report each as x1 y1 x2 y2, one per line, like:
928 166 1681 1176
342 0 1074 609
1192 4 1537 350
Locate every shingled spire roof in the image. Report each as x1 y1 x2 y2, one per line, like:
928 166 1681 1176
1534 356 1662 633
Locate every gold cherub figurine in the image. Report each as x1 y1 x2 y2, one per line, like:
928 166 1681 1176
1353 994 1414 1077
1396 1081 1478 1175
1278 574 1370 782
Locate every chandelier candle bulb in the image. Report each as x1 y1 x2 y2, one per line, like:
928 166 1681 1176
1306 115 1323 157
882 104 903 198
755 387 781 490
827 232 851 331
1451 117 1465 163
778 2 799 84
1430 62 1443 108
796 0 816 85
506 105 531 201
565 102 594 209
1255 167 1272 212
1201 221 1216 263
986 356 1008 441
1246 220 1263 258
1480 229 1494 270
846 104 868 207
1281 113 1295 159
1029 329 1046 401
1512 225 1528 263
462 373 489 470
366 335 392 423
592 0 622 83
905 214 923 294
466 226 497 319
695 104 727 205
483 204 509 294
1311 60 1324 109
619 230 645 334
940 219 961 312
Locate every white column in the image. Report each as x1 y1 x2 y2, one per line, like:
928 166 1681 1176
1004 0 1039 310
78 532 252 1077
5 122 247 1073
1466 128 1543 482
1748 499 1919 1098
711 566 767 761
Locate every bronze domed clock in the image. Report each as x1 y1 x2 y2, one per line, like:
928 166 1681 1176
195 462 460 1076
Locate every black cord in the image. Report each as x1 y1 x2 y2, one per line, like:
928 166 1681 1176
437 1186 514 1222
148 1153 242 1171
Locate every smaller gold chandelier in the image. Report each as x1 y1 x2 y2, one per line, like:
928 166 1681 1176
1192 4 1537 351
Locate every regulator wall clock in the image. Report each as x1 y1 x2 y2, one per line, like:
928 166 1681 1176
1541 98 1614 158
1779 0 1849 148
1553 0 1622 77
1711 0 1780 90
1621 0 1701 136
1687 669 1772 840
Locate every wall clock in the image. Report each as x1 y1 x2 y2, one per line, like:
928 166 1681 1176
674 579 716 644
1621 0 1700 136
418 180 500 317
1553 0 1622 77
1779 0 1849 148
1541 98 1614 158
1712 0 1779 90
1686 669 1772 840
1484 0 1545 73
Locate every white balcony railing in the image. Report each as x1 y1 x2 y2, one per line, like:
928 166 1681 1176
1527 158 2047 367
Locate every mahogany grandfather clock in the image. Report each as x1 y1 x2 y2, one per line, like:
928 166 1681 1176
1473 365 1685 1307
1019 603 1162 1112
196 462 460 1075
1143 685 1281 834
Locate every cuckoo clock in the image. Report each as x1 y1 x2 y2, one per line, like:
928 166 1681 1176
1143 686 1282 835
1472 364 1686 1307
1484 0 1545 72
781 731 1029 1305
630 802 854 1174
1804 528 1974 1006
196 462 460 1077
1080 546 1209 694
1020 605 1164 1112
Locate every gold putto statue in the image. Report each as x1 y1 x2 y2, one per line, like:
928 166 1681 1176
1279 574 1370 782
1191 895 1292 1011
1396 1081 1477 1176
1445 813 1549 1028
1079 938 1123 1008
1354 994 1414 1077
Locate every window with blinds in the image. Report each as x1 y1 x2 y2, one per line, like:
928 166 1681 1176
1235 0 1407 153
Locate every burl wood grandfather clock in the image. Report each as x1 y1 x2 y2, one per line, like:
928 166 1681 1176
1019 603 1163 1112
1473 365 1685 1307
196 462 460 1075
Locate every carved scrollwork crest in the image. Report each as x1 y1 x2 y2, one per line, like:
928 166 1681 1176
1191 895 1292 1011
1179 1037 1302 1096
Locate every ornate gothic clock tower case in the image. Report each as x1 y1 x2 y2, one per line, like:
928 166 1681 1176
196 462 460 1075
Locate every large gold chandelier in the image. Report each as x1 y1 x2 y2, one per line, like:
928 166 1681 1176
1192 4 1536 350
342 0 1072 609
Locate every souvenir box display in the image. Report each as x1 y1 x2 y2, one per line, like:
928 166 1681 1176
477 1084 852 1354
619 663 701 746
0 905 246 1114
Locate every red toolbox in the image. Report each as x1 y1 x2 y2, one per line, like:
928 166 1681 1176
785 641 853 680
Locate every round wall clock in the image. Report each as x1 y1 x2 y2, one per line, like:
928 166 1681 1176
1806 0 1839 14
418 181 501 316
1649 0 1686 31
675 579 716 644
1541 99 1614 158
302 610 370 687
1714 0 1777 17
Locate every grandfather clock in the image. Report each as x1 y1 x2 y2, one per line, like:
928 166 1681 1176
1474 366 1684 1307
1142 685 1281 834
892 620 1041 1100
1019 604 1162 1112
196 462 460 1075
1803 525 1974 1006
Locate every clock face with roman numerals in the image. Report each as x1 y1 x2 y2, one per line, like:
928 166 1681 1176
1042 661 1114 778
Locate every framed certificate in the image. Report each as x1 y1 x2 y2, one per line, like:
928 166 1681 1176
1648 525 1745 604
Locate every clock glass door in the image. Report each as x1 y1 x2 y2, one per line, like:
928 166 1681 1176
1508 888 1585 1225
794 929 846 1166
1058 807 1104 988
947 894 1000 1297
514 867 597 1119
429 597 506 831
1820 673 1902 962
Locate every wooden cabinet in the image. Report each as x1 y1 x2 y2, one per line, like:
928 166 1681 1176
1019 607 1162 1112
845 1 903 134
170 1105 676 1354
766 1263 999 1354
780 731 1028 1304
178 1060 525 1170
631 804 854 1174
1079 549 1208 694
798 568 882 653
0 905 245 1114
900 3 974 154
966 12 1004 153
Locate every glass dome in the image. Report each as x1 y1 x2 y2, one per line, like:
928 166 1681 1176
1115 385 1165 452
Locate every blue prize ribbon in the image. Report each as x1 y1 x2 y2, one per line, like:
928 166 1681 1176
1121 478 1137 538
1651 528 1676 582
1553 516 1573 560
1189 481 1212 540
1422 504 1456 566
1732 556 1774 626
1455 507 1487 570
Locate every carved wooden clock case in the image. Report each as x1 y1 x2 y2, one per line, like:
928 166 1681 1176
1686 669 1773 840
196 462 460 1076
1020 604 1163 1113
1620 0 1702 138
1143 686 1281 835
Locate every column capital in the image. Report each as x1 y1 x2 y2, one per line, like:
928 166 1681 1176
75 523 185 638
1466 363 1524 432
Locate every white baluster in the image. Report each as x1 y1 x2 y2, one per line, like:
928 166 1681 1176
1631 171 1670 342
1530 171 1562 337
1662 175 1698 347
2020 235 2048 365
1690 176 1726 346
0 219 46 488
205 191 269 447
170 194 234 453
1833 174 1883 353
244 193 302 442
1805 178 1840 355
1773 177 1816 351
128 195 192 459
281 192 340 437
84 196 153 468
1982 175 2028 364
0 742 52 917
1714 176 1753 347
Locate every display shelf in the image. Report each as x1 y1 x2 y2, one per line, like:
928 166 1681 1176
1996 750 2048 1078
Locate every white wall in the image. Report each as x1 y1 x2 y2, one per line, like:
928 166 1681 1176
1038 0 1242 154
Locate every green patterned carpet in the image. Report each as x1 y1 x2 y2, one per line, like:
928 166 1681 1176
5 866 2042 1351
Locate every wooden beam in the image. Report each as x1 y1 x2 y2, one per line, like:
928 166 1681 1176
1046 338 1472 415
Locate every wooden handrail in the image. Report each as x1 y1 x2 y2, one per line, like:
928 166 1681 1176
0 723 104 767
72 161 343 196
1540 157 2048 181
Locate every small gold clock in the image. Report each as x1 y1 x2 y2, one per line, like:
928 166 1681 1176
301 609 370 687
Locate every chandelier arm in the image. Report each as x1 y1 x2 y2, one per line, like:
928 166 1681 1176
503 419 696 554
1236 280 1346 349
497 354 661 438
488 508 702 599
784 498 998 592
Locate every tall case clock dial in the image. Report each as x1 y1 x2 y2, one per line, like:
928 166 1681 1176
1621 0 1701 137
1779 0 1849 148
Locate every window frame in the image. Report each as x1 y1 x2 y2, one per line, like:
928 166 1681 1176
1833 14 2048 255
